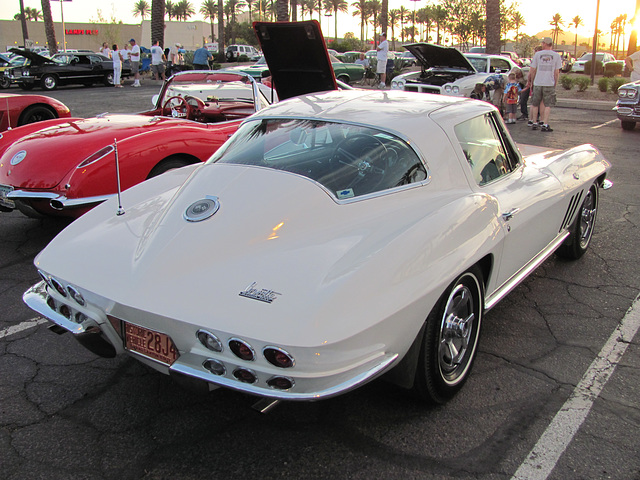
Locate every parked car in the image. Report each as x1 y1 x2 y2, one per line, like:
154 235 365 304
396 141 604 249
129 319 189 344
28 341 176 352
499 51 522 66
0 92 71 131
24 21 611 407
398 50 418 67
391 43 517 95
225 44 261 62
5 49 132 90
0 53 28 88
614 79 640 130
554 50 575 73
572 52 616 73
0 71 271 218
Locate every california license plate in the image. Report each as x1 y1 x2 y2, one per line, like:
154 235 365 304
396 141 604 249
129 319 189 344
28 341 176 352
124 322 179 365
0 184 15 209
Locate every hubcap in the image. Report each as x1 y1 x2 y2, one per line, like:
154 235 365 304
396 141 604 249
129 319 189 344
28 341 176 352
439 283 476 379
579 189 596 248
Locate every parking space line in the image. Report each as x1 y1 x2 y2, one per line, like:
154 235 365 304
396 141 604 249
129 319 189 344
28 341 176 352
591 119 617 129
0 318 48 339
512 295 640 480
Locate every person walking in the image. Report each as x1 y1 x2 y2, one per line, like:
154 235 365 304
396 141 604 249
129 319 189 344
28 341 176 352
129 38 141 87
376 33 389 89
150 40 166 81
111 44 124 88
527 37 562 132
192 45 213 70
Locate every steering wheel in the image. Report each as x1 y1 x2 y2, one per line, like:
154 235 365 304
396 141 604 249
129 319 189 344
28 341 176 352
162 96 192 119
331 134 389 191
184 95 206 122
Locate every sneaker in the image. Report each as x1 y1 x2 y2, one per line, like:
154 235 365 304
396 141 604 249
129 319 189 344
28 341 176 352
531 122 538 130
517 115 527 120
541 124 553 132
527 120 534 127
378 82 385 89
132 83 140 87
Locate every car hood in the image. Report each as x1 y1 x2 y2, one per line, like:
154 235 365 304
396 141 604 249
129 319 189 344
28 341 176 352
9 48 54 65
253 21 338 101
403 43 476 72
0 114 187 190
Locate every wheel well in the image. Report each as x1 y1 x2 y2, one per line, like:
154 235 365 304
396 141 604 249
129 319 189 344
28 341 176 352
337 74 350 83
475 254 493 292
18 104 57 125
147 154 201 179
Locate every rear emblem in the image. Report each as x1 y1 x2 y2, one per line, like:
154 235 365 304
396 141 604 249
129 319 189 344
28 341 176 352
10 150 27 166
184 196 220 222
239 282 281 304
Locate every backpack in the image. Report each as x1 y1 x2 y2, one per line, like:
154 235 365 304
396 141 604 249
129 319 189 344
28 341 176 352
506 84 519 104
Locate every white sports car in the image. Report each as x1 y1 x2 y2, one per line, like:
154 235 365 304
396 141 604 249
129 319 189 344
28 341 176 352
24 22 611 407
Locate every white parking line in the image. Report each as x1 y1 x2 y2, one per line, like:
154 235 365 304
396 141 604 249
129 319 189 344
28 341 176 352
512 295 640 480
0 317 48 339
591 119 617 129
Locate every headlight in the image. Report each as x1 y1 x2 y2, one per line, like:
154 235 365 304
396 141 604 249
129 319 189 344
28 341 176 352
444 85 452 93
76 145 114 168
619 89 638 99
452 86 459 94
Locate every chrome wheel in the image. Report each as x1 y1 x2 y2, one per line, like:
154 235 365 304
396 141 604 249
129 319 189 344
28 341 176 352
578 187 596 250
557 182 599 260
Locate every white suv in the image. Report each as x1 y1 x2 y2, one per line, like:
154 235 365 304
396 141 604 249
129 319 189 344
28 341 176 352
226 45 260 62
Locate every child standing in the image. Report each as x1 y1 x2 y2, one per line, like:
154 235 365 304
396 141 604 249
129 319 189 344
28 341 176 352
503 72 521 124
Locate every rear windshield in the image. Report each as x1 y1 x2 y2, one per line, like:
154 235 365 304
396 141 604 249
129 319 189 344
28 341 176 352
209 119 427 200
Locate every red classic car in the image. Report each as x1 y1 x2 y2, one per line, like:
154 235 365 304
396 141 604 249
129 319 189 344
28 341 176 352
0 70 272 218
0 92 71 131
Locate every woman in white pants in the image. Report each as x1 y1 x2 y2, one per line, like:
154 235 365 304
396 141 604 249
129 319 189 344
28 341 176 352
112 44 124 88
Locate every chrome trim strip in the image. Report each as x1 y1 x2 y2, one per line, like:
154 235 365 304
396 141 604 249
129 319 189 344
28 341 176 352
49 194 116 209
485 231 570 311
7 190 58 200
169 352 399 401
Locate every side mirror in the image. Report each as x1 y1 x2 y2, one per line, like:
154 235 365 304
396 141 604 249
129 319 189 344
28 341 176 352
152 94 159 106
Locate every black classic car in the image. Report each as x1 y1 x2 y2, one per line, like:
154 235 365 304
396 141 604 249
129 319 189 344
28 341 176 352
615 79 640 130
5 49 131 90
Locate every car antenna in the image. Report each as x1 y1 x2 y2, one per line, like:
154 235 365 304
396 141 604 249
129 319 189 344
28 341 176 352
113 138 125 216
5 98 11 130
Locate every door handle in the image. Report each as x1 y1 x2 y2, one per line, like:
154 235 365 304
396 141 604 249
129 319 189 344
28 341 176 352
501 208 519 221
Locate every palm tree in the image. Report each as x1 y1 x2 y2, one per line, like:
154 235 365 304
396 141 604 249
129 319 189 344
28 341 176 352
151 0 165 46
380 0 387 36
569 15 583 57
367 0 381 46
41 0 57 53
245 0 254 21
324 0 349 41
165 0 176 19
388 8 399 48
175 0 195 20
485 0 500 53
352 0 367 42
200 0 217 42
549 13 564 46
511 11 525 42
276 0 287 20
225 0 245 43
398 5 408 42
217 0 224 60
416 6 431 42
18 0 29 46
432 4 446 45
133 0 151 21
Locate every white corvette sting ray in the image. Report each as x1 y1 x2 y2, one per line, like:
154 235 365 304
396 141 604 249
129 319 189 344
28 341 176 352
23 22 611 406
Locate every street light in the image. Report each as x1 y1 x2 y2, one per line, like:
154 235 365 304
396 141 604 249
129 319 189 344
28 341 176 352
590 0 601 84
409 0 421 42
325 12 333 40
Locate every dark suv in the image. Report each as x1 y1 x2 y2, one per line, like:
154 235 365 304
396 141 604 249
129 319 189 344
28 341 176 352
6 49 131 90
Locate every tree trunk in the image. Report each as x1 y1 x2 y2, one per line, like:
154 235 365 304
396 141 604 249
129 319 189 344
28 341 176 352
41 0 57 54
291 0 297 21
380 0 388 36
276 0 288 21
217 1 224 61
485 0 500 54
151 0 165 46
19 0 29 46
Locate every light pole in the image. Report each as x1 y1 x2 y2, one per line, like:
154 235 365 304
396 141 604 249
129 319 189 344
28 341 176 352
410 0 421 42
590 0 601 84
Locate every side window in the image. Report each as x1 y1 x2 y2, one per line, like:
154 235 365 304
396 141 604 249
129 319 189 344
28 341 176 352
454 113 518 186
491 58 511 73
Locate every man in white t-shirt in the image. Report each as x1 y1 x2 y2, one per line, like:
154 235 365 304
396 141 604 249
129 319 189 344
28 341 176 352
150 40 165 81
129 38 141 87
376 33 389 89
625 49 640 82
527 37 562 132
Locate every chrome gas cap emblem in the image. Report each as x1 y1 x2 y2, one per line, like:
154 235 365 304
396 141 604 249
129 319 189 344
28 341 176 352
10 150 27 166
184 196 220 222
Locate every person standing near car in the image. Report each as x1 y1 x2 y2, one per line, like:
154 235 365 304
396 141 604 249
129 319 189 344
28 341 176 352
527 37 561 132
111 44 124 88
625 49 640 81
150 40 166 81
129 38 141 87
376 33 389 89
192 45 213 70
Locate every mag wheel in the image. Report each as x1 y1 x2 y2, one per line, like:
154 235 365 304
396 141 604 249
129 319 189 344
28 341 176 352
41 74 58 90
557 182 599 260
414 267 484 404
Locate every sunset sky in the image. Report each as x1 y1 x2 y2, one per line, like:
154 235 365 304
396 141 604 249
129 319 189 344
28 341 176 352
1 0 637 43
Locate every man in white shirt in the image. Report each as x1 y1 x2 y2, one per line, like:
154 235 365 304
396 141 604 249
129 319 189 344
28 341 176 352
150 40 165 81
129 38 141 87
527 37 562 132
376 33 389 89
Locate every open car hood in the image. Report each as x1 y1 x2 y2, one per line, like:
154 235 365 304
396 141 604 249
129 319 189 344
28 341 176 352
9 48 54 65
253 21 338 100
403 43 476 73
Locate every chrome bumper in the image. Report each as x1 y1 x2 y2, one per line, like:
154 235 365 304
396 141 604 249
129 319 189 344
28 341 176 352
8 190 115 210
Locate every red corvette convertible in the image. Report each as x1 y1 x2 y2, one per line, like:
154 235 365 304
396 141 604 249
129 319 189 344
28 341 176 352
0 70 272 218
0 92 71 131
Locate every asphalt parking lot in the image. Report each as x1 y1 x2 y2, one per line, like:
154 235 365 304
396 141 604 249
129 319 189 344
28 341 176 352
1 84 639 480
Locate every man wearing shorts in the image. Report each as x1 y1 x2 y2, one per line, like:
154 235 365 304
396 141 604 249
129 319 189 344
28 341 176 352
129 38 141 87
376 33 388 89
150 40 166 81
527 37 561 132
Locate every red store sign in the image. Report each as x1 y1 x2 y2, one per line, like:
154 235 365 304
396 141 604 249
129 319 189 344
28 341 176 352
65 29 99 35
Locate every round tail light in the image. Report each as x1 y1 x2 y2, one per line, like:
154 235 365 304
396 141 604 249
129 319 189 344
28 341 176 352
38 270 53 289
50 277 67 297
203 359 226 376
267 376 294 390
67 286 85 306
263 347 295 368
233 368 257 383
229 339 255 361
59 304 71 319
197 330 223 352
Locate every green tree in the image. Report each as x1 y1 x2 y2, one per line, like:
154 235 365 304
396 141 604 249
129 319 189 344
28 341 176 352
549 13 564 46
511 10 525 42
175 0 195 20
324 0 349 41
133 0 150 20
397 5 408 42
200 0 217 42
165 0 176 19
388 8 400 47
432 4 446 45
352 0 367 42
366 0 381 46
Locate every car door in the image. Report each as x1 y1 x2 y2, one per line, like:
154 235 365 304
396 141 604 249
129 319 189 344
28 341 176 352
88 55 109 80
490 57 512 74
453 112 567 289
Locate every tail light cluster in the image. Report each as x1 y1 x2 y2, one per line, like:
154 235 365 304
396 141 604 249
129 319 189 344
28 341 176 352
40 270 88 324
197 329 296 391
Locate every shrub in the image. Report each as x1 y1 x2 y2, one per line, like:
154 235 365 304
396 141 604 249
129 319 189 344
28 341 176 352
598 77 609 92
575 76 591 92
604 62 623 77
609 77 627 93
583 60 603 75
559 75 574 90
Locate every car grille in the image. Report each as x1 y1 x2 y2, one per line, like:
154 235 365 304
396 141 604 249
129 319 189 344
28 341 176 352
404 84 441 94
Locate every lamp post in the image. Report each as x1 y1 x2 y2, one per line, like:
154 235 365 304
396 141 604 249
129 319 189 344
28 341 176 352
325 12 333 40
409 0 421 42
590 0 601 84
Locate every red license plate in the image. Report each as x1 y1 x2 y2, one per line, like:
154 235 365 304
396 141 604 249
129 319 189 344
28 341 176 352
124 322 179 365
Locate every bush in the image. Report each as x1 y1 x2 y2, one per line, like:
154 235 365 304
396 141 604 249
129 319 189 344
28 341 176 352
604 62 623 77
583 60 603 75
609 77 627 93
559 75 574 90
598 77 609 92
575 76 591 92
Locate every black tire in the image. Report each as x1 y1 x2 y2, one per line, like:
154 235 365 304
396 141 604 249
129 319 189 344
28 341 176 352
621 121 636 131
0 75 10 89
147 156 194 179
556 182 599 260
18 105 57 126
41 74 58 91
337 74 350 84
19 83 34 91
103 72 114 86
414 267 484 404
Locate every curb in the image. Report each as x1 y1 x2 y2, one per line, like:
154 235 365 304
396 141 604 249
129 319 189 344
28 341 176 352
556 98 614 111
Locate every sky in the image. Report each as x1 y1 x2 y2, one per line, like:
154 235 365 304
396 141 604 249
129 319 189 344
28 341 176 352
1 0 638 43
